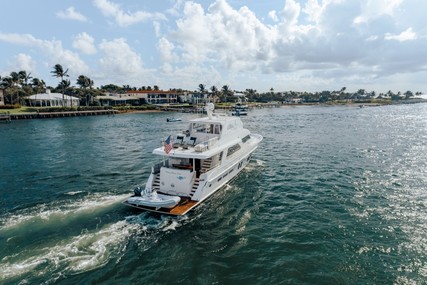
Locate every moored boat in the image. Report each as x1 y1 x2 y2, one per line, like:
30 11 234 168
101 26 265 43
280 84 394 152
231 101 248 116
166 118 182 122
123 103 263 215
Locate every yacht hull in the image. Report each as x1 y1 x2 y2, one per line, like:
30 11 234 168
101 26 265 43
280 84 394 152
123 137 261 216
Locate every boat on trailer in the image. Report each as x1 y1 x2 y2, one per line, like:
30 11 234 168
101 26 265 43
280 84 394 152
123 103 263 215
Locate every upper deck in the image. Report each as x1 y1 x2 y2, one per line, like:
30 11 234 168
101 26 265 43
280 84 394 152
153 112 251 159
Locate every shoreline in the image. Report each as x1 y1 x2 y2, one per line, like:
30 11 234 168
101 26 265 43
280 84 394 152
2 99 426 121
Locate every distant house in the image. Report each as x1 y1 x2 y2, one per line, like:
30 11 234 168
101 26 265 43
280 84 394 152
96 93 139 106
26 89 80 107
97 90 181 106
126 90 178 104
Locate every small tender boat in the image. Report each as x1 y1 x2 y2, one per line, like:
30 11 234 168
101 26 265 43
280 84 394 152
123 103 263 215
127 187 181 209
167 118 182 122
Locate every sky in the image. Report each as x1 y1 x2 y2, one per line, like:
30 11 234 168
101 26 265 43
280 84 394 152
0 0 425 94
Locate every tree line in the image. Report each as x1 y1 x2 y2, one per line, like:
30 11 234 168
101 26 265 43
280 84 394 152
195 85 422 103
0 64 422 106
0 65 101 106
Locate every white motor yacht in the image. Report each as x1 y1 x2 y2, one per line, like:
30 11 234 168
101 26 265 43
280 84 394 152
123 103 263 215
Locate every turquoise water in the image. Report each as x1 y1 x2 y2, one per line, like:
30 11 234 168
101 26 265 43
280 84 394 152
1 104 427 284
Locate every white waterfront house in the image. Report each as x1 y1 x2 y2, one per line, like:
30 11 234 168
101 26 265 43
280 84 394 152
26 89 80 107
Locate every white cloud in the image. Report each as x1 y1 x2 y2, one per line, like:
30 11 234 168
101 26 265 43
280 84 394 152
282 0 301 28
0 33 89 78
56 6 87 22
157 37 178 62
354 0 403 24
14 54 36 73
73 32 97 55
171 0 276 70
303 0 323 24
93 0 166 27
166 0 185 17
385 27 417 41
268 10 278 22
1 0 426 93
0 33 42 46
158 0 427 92
98 38 144 81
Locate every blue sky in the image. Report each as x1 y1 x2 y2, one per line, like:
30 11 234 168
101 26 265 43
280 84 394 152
0 0 425 94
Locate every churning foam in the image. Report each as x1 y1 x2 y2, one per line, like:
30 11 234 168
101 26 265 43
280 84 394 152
0 211 192 283
0 220 139 282
0 193 130 231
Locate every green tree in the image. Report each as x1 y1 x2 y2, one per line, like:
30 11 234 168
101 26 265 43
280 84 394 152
0 76 14 104
30 78 46 106
51 64 69 107
77 75 94 106
210 85 218 103
58 79 71 106
19 70 32 87
221 85 231 102
198 84 206 102
404 90 414 99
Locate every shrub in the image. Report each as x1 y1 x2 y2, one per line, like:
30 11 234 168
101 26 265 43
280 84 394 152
0 104 21 109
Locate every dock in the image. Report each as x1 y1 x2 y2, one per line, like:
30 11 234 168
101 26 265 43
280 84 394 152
0 112 11 123
7 110 118 120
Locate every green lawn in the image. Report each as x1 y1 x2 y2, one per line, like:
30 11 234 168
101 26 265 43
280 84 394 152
0 107 42 114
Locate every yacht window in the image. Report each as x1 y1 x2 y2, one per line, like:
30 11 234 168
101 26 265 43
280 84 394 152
192 123 210 133
227 144 241 157
242 135 250 143
214 124 222 134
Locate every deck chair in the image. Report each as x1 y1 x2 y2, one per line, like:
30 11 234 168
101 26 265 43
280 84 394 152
173 135 184 148
182 137 197 149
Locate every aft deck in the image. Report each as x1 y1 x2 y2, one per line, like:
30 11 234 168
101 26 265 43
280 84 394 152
122 197 199 216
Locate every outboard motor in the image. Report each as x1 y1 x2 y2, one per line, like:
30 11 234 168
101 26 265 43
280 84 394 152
134 186 142 196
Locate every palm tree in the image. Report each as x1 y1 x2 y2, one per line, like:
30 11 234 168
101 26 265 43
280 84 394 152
198 84 206 102
76 75 94 106
51 64 69 107
245 88 257 101
31 78 46 94
210 85 218 103
8 72 21 104
57 79 71 106
30 78 46 107
0 76 13 104
221 85 231 102
19 71 32 87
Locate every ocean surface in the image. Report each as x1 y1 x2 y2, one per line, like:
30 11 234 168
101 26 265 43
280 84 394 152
1 104 427 284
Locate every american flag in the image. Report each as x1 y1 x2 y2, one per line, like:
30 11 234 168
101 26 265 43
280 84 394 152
164 135 173 154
